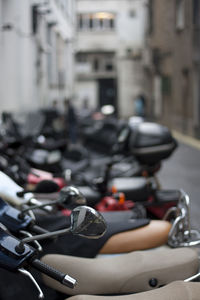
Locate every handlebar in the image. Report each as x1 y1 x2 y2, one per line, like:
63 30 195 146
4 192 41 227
31 259 77 289
0 224 77 298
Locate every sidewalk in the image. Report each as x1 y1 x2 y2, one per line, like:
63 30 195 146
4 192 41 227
172 130 200 151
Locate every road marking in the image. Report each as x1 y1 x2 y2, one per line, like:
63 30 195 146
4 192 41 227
173 130 200 150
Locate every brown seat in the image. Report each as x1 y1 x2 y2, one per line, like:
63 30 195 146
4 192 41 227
41 248 199 296
99 220 171 253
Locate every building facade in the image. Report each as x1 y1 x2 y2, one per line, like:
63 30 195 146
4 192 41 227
75 0 148 118
144 0 200 137
0 0 76 114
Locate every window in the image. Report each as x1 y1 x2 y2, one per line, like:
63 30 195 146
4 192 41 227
110 18 114 28
79 14 83 29
89 15 93 29
77 12 115 31
129 10 136 18
162 76 172 96
76 52 115 74
175 0 185 31
76 53 87 63
105 62 113 71
148 0 154 35
193 0 200 27
47 25 53 86
93 58 99 71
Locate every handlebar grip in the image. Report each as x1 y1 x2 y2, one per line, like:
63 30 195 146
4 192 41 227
31 259 77 289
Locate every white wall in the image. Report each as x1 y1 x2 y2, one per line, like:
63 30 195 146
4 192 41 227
75 80 98 110
0 0 76 114
76 0 147 52
0 0 35 113
118 59 144 117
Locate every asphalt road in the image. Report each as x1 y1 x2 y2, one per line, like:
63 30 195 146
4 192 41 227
159 139 200 230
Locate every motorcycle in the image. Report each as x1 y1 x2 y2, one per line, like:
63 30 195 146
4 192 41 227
0 205 106 299
39 191 200 297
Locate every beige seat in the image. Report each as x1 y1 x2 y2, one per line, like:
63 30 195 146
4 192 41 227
66 281 200 300
41 247 199 296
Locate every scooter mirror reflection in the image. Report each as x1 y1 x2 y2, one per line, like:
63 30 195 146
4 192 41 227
58 186 86 208
70 206 107 239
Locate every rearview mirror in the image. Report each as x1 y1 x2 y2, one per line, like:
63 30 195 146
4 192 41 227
58 186 86 208
70 206 107 239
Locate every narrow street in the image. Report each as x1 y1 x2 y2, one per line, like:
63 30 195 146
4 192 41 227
159 134 200 230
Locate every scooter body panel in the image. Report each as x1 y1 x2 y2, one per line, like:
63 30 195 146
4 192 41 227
0 198 33 233
0 226 35 271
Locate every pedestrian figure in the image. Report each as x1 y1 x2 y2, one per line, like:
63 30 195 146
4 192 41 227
64 98 78 144
134 94 146 117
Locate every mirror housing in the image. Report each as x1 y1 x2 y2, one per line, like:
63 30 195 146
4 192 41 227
58 186 86 208
70 206 107 239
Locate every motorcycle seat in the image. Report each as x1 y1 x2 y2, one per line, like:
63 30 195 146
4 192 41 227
108 177 150 202
42 247 199 296
66 281 200 300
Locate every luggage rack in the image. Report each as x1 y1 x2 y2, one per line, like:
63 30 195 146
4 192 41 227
164 189 200 248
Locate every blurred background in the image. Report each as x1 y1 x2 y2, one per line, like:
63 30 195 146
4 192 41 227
0 0 199 138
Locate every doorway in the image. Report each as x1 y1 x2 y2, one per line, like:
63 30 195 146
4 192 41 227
98 78 117 115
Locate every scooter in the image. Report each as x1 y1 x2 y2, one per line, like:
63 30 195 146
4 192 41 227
38 190 200 297
0 204 106 300
67 120 178 185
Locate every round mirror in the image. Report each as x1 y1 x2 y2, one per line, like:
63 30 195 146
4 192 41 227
70 206 107 239
58 186 86 208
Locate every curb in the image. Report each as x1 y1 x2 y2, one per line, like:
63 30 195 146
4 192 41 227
172 130 200 151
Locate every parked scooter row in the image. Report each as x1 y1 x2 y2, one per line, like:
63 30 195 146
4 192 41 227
0 110 198 299
0 110 177 185
0 171 172 256
0 154 198 298
0 183 199 299
0 111 179 219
